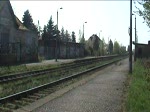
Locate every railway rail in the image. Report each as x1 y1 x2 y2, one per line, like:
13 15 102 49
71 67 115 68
0 55 119 83
0 55 127 111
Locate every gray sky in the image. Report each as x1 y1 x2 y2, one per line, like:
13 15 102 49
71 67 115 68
10 1 150 48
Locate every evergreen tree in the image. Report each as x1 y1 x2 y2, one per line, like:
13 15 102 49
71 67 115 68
47 16 55 40
53 25 59 39
60 27 65 41
65 30 70 42
22 10 37 33
37 20 42 38
109 39 113 54
42 25 47 40
100 38 105 56
72 31 76 43
32 24 38 33
114 41 120 54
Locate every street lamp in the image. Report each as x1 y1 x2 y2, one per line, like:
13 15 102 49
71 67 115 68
55 7 63 62
99 30 102 39
83 22 87 39
132 13 137 61
129 0 132 73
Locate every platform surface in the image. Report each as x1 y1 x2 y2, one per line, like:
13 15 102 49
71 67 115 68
29 58 129 112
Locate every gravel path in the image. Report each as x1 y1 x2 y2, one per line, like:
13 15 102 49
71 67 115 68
32 58 128 112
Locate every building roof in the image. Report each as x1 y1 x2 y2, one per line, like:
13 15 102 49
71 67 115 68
15 16 29 30
133 41 149 46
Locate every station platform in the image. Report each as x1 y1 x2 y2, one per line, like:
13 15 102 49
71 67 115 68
17 58 128 112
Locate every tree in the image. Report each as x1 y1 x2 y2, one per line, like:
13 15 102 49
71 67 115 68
120 45 126 54
53 25 60 39
65 30 71 42
46 16 55 40
80 37 85 44
135 1 150 28
60 27 65 41
22 10 38 32
42 25 48 40
72 31 76 43
109 39 113 54
37 20 42 38
79 29 85 43
100 37 106 55
113 41 120 54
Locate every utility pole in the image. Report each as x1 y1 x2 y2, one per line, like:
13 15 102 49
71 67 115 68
129 0 132 73
135 15 136 61
55 7 63 62
83 22 87 40
55 10 58 62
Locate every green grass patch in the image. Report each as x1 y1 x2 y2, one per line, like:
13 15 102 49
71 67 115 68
0 63 62 76
126 59 150 112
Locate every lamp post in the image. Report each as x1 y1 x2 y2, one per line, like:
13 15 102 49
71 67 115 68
129 0 132 73
99 30 103 56
99 30 102 39
83 22 87 40
132 13 136 61
55 7 63 62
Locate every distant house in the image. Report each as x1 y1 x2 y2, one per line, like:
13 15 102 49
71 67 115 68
85 34 101 56
133 41 150 59
0 0 38 64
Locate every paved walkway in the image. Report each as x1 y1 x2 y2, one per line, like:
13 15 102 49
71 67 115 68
29 58 128 112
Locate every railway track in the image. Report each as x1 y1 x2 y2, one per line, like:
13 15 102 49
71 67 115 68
0 55 118 83
0 55 127 111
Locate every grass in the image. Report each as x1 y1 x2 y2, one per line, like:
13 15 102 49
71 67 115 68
125 59 150 112
0 63 61 76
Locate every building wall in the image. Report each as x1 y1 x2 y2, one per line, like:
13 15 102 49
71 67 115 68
16 30 38 62
0 1 38 64
0 1 15 44
38 40 84 59
135 44 150 58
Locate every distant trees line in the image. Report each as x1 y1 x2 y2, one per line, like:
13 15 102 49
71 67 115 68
22 9 127 56
22 10 76 43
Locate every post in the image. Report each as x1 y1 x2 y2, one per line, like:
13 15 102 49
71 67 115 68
129 0 132 73
134 16 136 61
83 23 84 39
55 10 58 62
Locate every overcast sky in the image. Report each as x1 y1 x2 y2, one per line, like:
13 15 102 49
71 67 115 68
10 1 150 48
